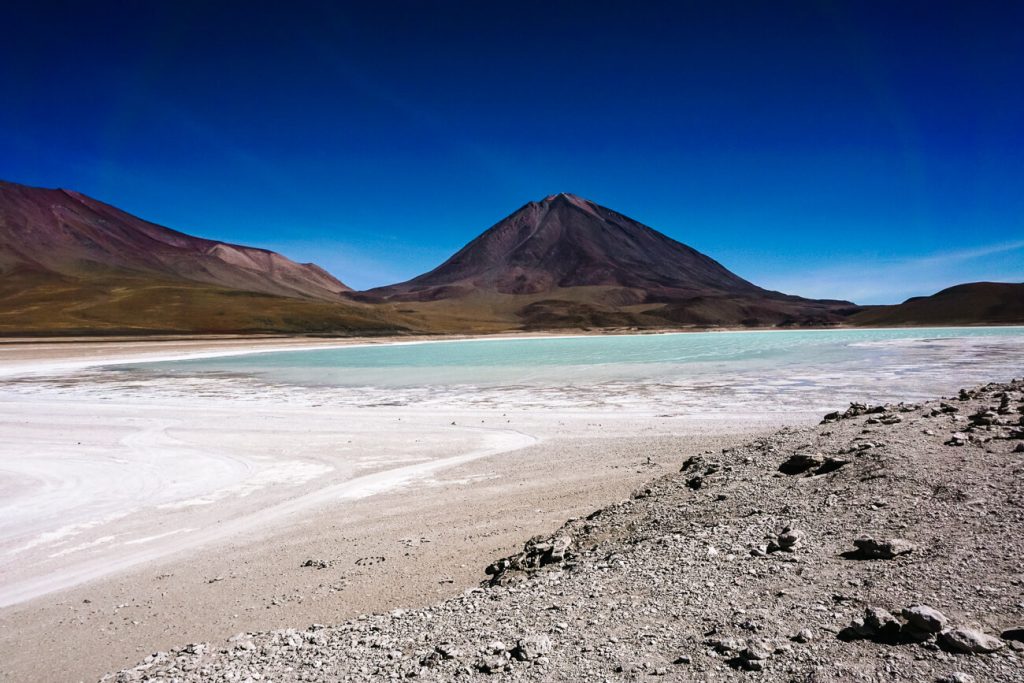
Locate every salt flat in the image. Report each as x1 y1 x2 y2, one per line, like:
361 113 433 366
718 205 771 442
1 330 1022 681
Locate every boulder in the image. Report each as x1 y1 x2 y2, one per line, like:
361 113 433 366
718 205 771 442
852 536 916 559
937 674 975 683
864 606 902 641
901 605 948 633
938 627 1005 654
512 634 552 661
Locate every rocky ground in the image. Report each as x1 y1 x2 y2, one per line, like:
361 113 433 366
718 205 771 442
104 380 1024 682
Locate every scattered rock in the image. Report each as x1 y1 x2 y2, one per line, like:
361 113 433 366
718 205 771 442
485 533 573 584
864 606 903 642
301 559 331 569
902 605 948 633
511 634 552 661
477 654 508 673
851 536 916 560
100 379 1024 683
937 673 976 683
740 637 773 661
708 636 745 654
938 627 1005 654
767 525 805 553
946 432 969 447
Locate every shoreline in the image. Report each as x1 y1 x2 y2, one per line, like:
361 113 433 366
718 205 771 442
98 377 1024 683
2 336 1022 680
2 324 1022 379
0 337 803 680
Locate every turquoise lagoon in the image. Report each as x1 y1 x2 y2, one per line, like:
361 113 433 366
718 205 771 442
107 327 1024 414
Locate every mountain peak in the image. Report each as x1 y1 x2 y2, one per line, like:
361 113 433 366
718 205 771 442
539 192 592 208
366 193 764 301
541 192 583 202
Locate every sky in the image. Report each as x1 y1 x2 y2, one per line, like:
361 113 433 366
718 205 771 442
2 1 1022 303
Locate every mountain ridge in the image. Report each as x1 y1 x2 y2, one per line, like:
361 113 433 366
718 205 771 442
0 180 350 300
1 179 1020 334
0 179 410 335
363 192 764 300
361 192 857 328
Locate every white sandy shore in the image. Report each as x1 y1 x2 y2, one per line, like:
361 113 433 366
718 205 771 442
12 329 1021 682
0 336 800 682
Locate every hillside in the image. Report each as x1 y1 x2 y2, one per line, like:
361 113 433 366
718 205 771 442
852 283 1024 327
0 180 408 335
361 193 858 329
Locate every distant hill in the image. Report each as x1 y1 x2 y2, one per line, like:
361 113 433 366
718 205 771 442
851 282 1024 327
3 180 1018 335
0 180 404 335
361 193 858 329
0 180 350 299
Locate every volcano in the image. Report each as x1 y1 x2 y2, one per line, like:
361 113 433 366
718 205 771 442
363 193 857 328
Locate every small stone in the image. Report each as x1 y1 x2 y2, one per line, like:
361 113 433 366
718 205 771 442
945 433 968 447
708 637 744 654
852 536 916 559
902 605 948 633
435 643 461 660
938 627 1005 654
301 559 330 569
511 634 551 661
767 525 806 553
936 673 975 683
477 654 508 673
864 606 902 641
793 628 814 643
740 638 773 661
545 536 571 564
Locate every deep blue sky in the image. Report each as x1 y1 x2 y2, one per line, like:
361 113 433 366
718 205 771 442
2 1 1022 303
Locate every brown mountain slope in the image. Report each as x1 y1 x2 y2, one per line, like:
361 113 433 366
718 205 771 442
362 193 858 328
0 180 349 300
0 270 409 336
0 180 415 335
851 282 1024 326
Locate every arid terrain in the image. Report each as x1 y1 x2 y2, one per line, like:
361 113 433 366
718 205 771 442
4 179 1020 335
101 379 1024 682
0 337 793 682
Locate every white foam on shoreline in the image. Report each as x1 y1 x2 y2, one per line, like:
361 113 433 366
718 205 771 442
3 326 1020 379
48 535 117 559
122 529 195 545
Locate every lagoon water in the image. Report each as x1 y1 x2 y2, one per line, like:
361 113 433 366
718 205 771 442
102 327 1024 415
